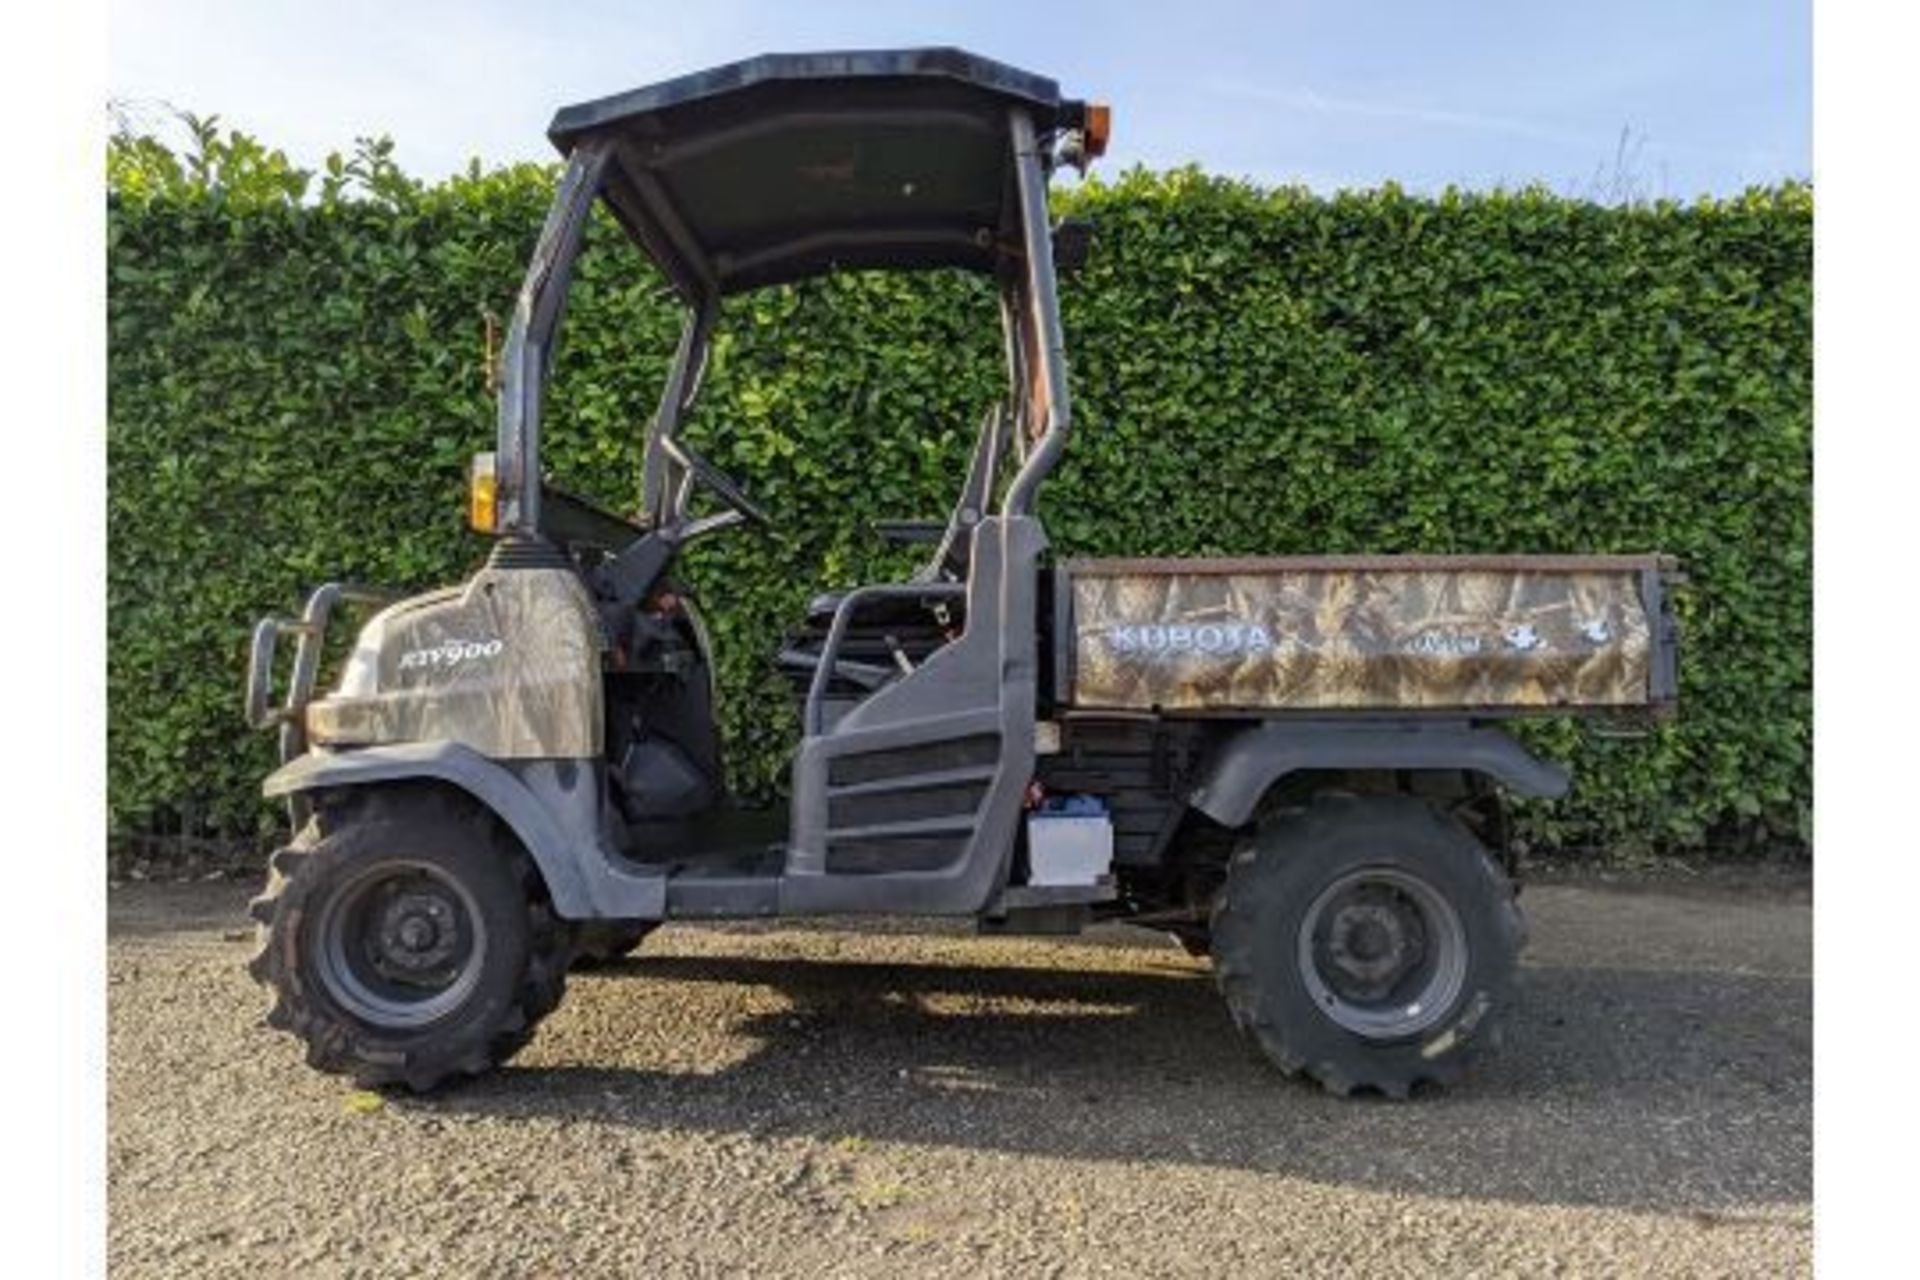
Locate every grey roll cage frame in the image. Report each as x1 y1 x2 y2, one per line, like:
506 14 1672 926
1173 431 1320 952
490 105 1074 540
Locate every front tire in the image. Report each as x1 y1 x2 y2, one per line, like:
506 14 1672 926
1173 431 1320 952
247 789 570 1092
1210 794 1522 1098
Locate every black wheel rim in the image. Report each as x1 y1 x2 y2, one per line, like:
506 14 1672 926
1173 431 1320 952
313 859 488 1029
1296 866 1468 1041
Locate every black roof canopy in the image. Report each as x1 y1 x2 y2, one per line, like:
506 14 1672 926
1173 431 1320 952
548 48 1084 297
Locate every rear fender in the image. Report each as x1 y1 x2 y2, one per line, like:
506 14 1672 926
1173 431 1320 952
1188 721 1569 829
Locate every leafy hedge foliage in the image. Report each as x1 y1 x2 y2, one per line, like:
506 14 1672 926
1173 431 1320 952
107 129 1811 857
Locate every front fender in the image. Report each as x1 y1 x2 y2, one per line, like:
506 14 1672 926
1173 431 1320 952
263 741 659 920
1188 720 1570 829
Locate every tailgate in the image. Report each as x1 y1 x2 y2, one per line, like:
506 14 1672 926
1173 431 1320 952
1055 555 1679 715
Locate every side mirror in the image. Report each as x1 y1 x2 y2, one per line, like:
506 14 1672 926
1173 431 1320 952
1053 218 1094 279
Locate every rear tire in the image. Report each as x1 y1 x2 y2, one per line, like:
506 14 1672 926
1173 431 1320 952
1210 794 1522 1098
247 789 570 1092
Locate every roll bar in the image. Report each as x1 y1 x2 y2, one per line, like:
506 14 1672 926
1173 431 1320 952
1001 107 1072 517
496 145 607 536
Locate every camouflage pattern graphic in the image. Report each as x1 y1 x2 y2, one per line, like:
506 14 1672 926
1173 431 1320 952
306 567 604 757
1066 559 1657 713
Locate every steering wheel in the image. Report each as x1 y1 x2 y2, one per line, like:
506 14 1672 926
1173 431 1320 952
659 436 772 529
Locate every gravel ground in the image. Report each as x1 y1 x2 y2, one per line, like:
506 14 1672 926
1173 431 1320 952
108 876 1810 1277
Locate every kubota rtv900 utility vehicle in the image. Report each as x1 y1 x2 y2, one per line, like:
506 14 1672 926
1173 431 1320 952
244 49 1678 1097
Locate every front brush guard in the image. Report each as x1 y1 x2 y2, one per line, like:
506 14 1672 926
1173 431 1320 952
245 583 397 766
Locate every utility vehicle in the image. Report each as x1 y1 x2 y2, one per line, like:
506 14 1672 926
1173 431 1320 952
244 49 1678 1097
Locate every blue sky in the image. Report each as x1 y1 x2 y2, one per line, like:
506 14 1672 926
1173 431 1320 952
109 0 1810 198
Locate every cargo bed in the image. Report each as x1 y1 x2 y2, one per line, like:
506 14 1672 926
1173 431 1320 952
1054 555 1678 716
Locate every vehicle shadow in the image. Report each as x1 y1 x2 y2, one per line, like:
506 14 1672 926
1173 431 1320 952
418 947 1810 1213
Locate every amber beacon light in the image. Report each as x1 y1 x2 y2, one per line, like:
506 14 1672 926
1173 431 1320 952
467 451 499 534
1082 102 1111 158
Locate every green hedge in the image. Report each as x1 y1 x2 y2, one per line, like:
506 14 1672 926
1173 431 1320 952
107 135 1811 858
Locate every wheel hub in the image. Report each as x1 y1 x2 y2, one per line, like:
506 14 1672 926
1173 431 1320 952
1320 892 1426 1000
1296 866 1468 1041
375 891 460 977
312 860 490 1029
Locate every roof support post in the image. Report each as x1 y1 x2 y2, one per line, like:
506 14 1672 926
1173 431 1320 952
496 144 608 535
1002 107 1071 517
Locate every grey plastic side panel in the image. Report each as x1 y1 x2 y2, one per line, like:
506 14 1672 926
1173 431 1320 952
782 516 1043 915
262 742 665 921
1189 721 1571 829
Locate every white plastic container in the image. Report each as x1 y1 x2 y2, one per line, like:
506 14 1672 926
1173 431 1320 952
1026 808 1114 886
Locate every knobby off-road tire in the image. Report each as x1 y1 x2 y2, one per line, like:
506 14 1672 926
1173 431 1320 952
1211 794 1523 1098
247 788 571 1092
568 920 660 969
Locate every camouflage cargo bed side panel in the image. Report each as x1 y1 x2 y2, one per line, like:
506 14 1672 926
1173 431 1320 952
1062 556 1673 714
